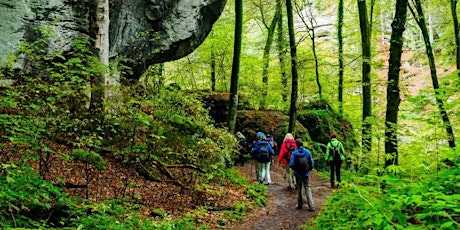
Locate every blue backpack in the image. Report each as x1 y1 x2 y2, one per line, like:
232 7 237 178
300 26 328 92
257 142 270 163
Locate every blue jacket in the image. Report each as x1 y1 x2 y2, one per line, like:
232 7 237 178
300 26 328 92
251 140 275 163
289 147 314 177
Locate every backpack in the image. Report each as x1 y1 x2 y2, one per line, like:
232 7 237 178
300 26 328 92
257 142 271 163
284 141 296 161
266 137 275 148
294 150 310 175
237 138 249 154
331 144 341 161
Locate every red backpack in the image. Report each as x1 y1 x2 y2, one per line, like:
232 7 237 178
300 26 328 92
284 140 296 161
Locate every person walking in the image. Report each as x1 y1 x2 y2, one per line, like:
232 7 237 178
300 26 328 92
325 133 346 188
289 138 315 211
251 132 275 185
235 131 249 166
277 133 297 189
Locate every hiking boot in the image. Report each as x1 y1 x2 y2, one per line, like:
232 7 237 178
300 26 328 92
308 208 315 212
296 205 302 209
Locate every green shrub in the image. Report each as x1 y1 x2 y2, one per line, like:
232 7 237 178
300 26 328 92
71 149 106 170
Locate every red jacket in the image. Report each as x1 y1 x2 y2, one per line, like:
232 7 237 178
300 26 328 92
277 139 297 165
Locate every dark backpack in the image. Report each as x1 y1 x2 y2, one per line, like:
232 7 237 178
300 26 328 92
294 150 310 175
332 144 341 161
257 142 270 163
238 138 249 154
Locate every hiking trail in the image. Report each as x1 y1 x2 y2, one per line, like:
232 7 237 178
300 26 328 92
225 162 331 230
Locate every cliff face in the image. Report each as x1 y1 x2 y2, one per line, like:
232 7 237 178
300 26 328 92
0 0 227 79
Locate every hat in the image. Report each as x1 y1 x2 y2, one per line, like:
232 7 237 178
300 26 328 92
256 132 266 139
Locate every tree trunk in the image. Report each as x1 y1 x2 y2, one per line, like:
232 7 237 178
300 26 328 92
385 0 408 167
338 0 344 115
227 0 243 134
261 6 280 109
286 0 299 134
409 0 456 148
312 32 321 98
357 0 372 153
89 0 109 114
450 0 460 71
295 2 321 98
276 0 289 102
211 50 216 91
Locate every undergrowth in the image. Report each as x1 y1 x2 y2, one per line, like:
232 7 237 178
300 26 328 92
0 29 267 228
307 167 460 229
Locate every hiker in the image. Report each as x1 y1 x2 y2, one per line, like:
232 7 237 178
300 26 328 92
235 131 249 166
266 133 278 154
251 132 275 185
289 138 315 211
325 133 346 188
277 133 297 189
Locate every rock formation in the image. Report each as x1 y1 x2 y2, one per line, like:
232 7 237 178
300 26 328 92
0 0 227 80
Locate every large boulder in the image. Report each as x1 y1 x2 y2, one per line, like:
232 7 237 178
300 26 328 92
297 100 357 153
0 0 227 80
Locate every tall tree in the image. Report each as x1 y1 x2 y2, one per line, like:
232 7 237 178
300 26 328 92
338 0 344 115
89 0 110 114
276 0 289 102
256 1 281 108
286 0 299 134
357 0 372 153
227 0 243 133
295 1 322 98
450 0 460 72
211 50 216 91
385 0 408 167
409 0 456 148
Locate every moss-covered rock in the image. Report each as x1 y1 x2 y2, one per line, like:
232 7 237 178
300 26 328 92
297 99 357 153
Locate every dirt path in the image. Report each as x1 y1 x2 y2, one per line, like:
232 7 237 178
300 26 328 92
226 162 331 230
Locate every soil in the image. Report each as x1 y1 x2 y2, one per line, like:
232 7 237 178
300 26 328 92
225 161 331 230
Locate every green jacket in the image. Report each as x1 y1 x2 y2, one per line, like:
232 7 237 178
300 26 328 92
325 138 346 161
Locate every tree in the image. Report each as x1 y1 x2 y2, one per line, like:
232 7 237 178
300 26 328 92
227 0 243 134
89 0 109 115
385 0 408 167
255 1 280 108
409 0 456 148
211 50 216 91
276 0 289 102
295 1 322 98
286 0 299 134
450 0 460 73
357 0 372 153
338 0 344 115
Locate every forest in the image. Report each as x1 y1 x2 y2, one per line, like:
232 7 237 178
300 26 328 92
0 0 459 229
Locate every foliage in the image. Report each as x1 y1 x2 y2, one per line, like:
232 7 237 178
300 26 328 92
0 26 249 228
0 162 72 228
71 149 106 170
308 168 460 229
245 183 268 207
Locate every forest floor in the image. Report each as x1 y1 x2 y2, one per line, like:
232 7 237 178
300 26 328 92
225 162 332 230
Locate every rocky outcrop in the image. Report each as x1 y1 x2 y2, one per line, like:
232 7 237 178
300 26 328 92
0 0 227 80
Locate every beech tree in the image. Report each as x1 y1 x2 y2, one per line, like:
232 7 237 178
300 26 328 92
338 0 344 115
409 0 456 148
227 0 243 133
276 0 289 102
357 0 372 153
255 1 281 108
385 0 408 167
295 1 322 98
286 0 299 134
89 0 109 114
450 0 460 73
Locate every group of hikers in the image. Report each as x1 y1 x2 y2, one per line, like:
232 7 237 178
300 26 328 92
235 131 346 211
